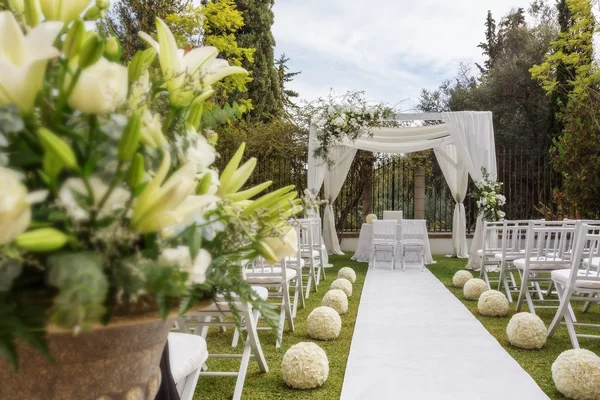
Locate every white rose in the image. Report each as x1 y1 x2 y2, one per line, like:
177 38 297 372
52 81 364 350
39 0 92 23
189 249 211 284
0 12 62 113
58 177 129 221
67 57 128 115
184 133 216 173
0 167 47 245
159 246 193 270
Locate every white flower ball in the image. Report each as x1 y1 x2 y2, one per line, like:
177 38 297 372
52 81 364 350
506 312 547 349
330 278 352 297
281 342 329 389
322 289 348 315
337 267 356 283
452 270 473 288
307 306 342 340
552 349 600 400
365 214 377 224
463 278 488 300
478 290 509 317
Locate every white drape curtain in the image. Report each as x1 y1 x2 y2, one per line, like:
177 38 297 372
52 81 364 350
441 111 497 269
434 144 469 258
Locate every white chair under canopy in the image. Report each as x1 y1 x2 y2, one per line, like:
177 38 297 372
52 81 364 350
370 220 397 270
383 210 403 223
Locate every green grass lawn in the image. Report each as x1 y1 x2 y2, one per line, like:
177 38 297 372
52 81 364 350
428 255 600 399
193 255 367 400
194 255 600 399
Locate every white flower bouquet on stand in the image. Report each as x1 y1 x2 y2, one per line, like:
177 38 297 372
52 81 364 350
472 167 505 221
0 2 302 396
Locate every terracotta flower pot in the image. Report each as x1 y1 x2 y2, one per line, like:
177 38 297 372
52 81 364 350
0 308 186 400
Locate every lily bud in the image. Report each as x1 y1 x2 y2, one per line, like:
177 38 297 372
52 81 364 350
83 5 102 21
38 128 78 170
118 112 141 163
128 48 156 84
24 0 42 27
254 240 279 264
15 228 69 252
196 172 212 195
186 100 204 131
8 0 25 14
206 130 218 145
78 34 105 69
219 143 245 190
104 36 121 62
225 181 272 202
96 0 109 10
220 158 256 195
43 152 64 180
127 153 145 189
63 18 85 60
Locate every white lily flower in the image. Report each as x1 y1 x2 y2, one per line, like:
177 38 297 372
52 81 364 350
0 12 62 113
67 57 128 115
139 17 247 108
140 109 167 148
0 167 48 245
39 0 92 23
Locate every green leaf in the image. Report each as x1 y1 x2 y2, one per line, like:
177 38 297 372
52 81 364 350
47 252 108 330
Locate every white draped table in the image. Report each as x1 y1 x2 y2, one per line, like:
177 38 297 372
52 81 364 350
350 220 435 265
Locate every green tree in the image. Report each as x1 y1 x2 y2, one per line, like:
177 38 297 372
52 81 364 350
531 0 600 217
477 10 498 73
275 53 301 117
166 0 255 107
107 0 188 60
233 0 283 122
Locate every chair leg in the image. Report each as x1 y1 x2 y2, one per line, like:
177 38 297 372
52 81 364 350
516 275 527 312
245 307 268 372
177 317 191 334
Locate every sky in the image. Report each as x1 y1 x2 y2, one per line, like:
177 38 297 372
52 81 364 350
272 0 535 110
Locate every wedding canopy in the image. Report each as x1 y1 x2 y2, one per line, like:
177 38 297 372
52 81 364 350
307 111 497 269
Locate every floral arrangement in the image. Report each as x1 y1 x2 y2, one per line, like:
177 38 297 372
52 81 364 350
366 213 377 224
330 278 352 297
452 270 473 288
306 306 341 341
321 289 348 315
552 349 600 400
477 290 509 317
506 312 547 349
310 91 392 166
301 188 328 218
462 278 488 300
472 167 506 221
337 266 356 283
0 1 301 370
281 342 329 389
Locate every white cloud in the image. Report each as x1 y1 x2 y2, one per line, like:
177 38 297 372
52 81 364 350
273 0 534 107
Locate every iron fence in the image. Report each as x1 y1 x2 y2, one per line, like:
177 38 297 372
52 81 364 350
220 148 555 234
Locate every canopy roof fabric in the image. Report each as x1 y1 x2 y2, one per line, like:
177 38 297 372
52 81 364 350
308 111 497 269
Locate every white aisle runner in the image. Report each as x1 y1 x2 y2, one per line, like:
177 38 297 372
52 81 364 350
341 268 549 400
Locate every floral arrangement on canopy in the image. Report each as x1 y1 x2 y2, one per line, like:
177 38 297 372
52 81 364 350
472 168 505 221
309 91 393 167
301 189 328 218
0 0 301 370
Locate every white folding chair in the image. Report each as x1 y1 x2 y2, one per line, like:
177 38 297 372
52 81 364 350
168 332 208 400
244 257 297 348
383 210 403 223
310 217 327 282
371 220 397 270
515 221 577 314
495 220 529 302
399 219 425 271
478 221 503 288
177 287 269 400
548 223 600 348
298 218 320 297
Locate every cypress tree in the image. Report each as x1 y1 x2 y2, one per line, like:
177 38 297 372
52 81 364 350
233 0 283 122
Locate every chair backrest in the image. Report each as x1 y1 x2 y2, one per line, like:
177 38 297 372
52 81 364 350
499 220 529 258
524 221 577 268
566 224 600 288
383 211 403 223
297 218 314 250
246 256 289 281
373 220 397 242
482 221 504 257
